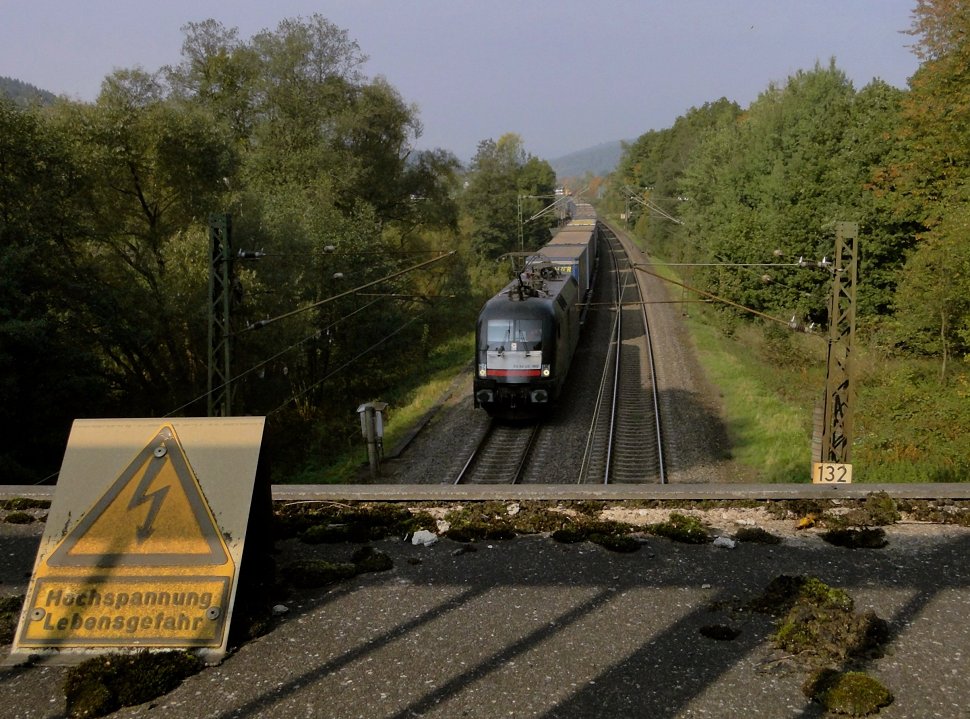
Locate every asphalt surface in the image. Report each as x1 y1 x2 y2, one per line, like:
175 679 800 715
2 510 970 718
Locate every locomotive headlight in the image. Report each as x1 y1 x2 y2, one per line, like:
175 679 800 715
478 364 487 378
541 364 551 377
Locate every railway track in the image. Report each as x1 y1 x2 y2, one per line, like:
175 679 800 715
579 226 665 484
454 420 542 484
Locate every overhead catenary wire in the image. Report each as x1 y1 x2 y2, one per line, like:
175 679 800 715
655 259 823 302
177 249 456 419
240 251 455 332
165 298 385 418
632 263 827 336
268 310 430 416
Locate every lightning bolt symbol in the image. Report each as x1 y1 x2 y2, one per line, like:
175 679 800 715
128 443 172 542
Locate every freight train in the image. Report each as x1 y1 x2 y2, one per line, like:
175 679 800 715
473 203 599 418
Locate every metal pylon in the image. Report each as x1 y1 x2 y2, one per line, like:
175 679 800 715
208 214 233 417
817 222 858 463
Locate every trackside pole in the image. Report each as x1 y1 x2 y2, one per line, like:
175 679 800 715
357 402 388 478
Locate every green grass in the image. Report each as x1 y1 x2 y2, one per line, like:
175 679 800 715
638 231 970 484
378 333 474 452
286 333 474 483
686 315 816 482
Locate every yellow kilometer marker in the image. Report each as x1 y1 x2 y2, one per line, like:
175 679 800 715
812 462 853 484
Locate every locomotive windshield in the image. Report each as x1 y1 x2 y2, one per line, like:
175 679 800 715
486 319 542 351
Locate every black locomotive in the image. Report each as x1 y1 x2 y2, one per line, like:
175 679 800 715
473 204 598 418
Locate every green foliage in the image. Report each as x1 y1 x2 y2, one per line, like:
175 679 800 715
609 99 740 258
0 100 113 481
803 669 893 716
462 133 558 258
678 63 886 327
890 205 970 370
854 361 970 482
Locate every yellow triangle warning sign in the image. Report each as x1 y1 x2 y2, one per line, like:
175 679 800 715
10 417 263 663
47 424 230 568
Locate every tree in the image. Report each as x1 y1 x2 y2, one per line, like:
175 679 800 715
0 100 109 481
165 20 260 140
462 133 556 258
46 70 237 413
610 99 740 259
891 203 970 374
2 15 469 480
874 0 970 369
677 62 899 327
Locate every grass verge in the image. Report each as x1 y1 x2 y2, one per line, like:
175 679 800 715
287 333 474 483
680 305 819 483
643 235 970 483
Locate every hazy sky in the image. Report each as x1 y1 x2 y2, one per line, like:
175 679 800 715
1 1 921 162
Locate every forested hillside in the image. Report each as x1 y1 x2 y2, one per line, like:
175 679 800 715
0 76 57 106
550 140 624 181
602 0 969 482
0 16 557 484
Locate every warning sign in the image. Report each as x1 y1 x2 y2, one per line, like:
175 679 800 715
9 417 264 664
47 426 230 568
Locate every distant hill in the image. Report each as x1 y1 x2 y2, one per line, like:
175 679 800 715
549 140 627 179
0 76 57 106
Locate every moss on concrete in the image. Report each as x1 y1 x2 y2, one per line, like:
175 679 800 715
749 575 889 669
646 512 710 544
352 546 394 573
802 668 893 716
63 650 204 718
3 510 35 524
276 502 436 544
0 498 50 511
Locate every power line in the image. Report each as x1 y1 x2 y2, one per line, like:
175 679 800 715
165 298 386 418
268 311 429 416
632 263 826 334
240 251 455 332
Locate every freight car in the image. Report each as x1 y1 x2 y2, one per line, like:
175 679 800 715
473 204 598 417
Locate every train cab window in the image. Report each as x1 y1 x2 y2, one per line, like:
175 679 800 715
486 319 542 350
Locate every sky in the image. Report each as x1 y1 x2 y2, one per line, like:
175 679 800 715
1 1 922 162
